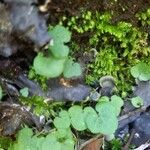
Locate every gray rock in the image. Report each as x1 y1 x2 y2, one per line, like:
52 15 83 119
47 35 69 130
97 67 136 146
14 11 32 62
0 0 50 57
133 81 150 108
131 113 150 146
17 74 91 102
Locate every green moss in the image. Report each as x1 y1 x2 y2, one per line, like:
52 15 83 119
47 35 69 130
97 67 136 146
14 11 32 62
20 95 63 117
28 67 48 91
60 10 150 93
136 8 150 26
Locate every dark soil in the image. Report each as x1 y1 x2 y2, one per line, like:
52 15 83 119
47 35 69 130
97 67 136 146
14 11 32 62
48 0 150 27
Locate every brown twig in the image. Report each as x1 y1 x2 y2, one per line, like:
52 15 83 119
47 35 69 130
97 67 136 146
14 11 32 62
78 134 103 150
122 129 136 150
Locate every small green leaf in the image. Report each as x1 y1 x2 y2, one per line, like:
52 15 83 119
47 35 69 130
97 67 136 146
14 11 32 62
68 106 87 131
63 59 82 78
84 105 118 134
61 138 75 150
111 95 124 107
131 63 150 81
98 96 109 103
131 96 144 108
110 95 124 116
49 25 71 58
33 53 66 78
57 128 73 140
84 107 101 133
54 110 70 129
20 87 29 97
95 102 118 134
95 101 116 116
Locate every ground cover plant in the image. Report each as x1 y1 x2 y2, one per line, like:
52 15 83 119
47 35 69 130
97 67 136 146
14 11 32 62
0 0 150 150
60 10 150 94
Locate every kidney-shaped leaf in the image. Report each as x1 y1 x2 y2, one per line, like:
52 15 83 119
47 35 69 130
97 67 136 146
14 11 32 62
131 96 144 108
54 110 70 129
63 59 82 78
33 53 66 78
131 63 150 81
49 25 71 59
68 105 87 131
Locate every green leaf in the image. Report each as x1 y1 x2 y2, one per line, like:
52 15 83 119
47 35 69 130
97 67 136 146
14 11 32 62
20 87 29 97
131 96 144 108
84 107 101 133
95 101 116 116
57 128 73 140
8 127 34 150
131 63 150 81
111 95 124 107
95 102 118 134
54 110 70 129
45 130 74 150
61 139 75 150
0 137 12 149
84 106 118 135
33 53 66 78
98 96 109 103
68 106 87 131
8 127 75 150
49 25 71 58
43 133 61 150
110 95 124 116
98 115 118 135
63 59 82 78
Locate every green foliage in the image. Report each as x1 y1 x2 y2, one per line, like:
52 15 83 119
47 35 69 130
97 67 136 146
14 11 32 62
61 11 150 93
136 8 150 26
131 62 150 81
20 95 64 117
0 95 124 150
69 106 87 131
0 137 12 149
54 110 71 129
28 67 48 90
33 25 82 79
49 25 71 58
20 87 29 97
20 96 51 116
8 127 74 150
109 139 122 150
34 52 66 78
63 59 82 78
131 96 144 108
53 95 123 135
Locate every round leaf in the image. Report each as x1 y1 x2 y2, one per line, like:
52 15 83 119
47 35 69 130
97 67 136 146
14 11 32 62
84 106 118 134
63 59 82 78
68 106 87 131
98 96 109 103
95 101 116 117
33 53 66 78
131 63 150 81
49 25 71 58
49 25 71 43
84 107 101 133
111 95 124 107
50 41 69 58
54 110 70 129
20 87 29 97
131 96 144 108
